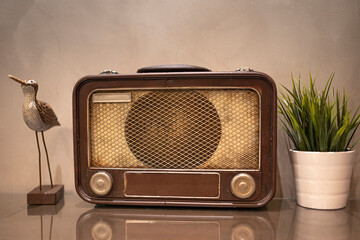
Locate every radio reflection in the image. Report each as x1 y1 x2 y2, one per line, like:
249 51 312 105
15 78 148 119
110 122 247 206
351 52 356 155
290 206 350 240
77 207 275 240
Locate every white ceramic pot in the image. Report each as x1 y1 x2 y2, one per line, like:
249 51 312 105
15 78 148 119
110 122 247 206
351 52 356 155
290 150 355 210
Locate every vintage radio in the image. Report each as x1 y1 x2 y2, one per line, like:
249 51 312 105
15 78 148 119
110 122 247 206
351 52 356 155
73 65 277 207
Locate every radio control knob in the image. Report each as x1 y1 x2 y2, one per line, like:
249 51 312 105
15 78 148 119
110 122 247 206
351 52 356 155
231 173 256 199
90 172 113 196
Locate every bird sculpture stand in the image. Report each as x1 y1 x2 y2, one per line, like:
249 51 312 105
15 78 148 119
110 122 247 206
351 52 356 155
9 75 64 205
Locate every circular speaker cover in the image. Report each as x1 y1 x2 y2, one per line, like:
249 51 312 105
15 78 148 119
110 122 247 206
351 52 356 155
125 90 222 169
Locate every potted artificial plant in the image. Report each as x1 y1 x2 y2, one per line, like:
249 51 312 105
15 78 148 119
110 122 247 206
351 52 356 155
278 73 360 210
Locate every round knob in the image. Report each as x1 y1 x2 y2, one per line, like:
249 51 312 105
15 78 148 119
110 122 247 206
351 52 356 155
90 172 113 196
231 224 255 240
91 221 113 240
230 173 256 199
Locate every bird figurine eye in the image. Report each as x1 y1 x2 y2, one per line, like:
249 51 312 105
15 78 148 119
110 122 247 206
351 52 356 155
26 79 37 85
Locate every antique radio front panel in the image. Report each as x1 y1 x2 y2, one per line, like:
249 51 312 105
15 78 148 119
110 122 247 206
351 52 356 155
73 67 276 207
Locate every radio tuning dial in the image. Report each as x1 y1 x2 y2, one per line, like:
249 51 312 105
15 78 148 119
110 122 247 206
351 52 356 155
90 172 113 196
231 173 256 199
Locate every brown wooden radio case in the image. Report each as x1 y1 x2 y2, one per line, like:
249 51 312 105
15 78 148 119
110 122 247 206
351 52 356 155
73 65 277 208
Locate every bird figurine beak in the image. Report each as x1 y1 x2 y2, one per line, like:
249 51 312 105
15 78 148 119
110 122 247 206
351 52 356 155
8 74 26 85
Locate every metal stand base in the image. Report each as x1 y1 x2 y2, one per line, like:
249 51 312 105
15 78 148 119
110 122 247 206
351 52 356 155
27 185 64 205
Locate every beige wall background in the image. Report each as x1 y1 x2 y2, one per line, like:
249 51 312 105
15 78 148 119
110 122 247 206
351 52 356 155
0 0 359 199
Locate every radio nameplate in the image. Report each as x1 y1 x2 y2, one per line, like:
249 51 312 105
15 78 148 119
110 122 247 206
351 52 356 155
92 92 132 103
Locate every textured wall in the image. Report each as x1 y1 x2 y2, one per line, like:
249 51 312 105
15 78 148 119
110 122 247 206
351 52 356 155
0 0 359 199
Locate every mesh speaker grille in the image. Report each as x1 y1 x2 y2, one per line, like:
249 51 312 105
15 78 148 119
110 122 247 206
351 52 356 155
89 89 260 170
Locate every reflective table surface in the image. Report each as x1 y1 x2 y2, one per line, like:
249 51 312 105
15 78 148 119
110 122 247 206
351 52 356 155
0 193 359 240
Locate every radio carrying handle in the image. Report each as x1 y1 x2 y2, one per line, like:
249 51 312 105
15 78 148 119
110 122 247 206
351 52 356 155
137 64 211 73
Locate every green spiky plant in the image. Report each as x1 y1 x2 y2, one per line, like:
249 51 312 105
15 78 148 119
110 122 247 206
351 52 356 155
278 73 360 152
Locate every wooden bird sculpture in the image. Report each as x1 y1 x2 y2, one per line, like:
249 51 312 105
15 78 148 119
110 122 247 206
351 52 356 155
9 74 60 191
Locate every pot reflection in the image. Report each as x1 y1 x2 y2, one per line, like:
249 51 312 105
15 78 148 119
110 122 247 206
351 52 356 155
77 207 275 240
291 206 350 240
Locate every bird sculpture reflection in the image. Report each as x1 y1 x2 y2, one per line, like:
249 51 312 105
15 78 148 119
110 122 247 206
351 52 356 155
9 74 60 191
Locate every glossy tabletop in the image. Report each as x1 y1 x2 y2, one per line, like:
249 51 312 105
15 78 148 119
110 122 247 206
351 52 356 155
0 193 359 240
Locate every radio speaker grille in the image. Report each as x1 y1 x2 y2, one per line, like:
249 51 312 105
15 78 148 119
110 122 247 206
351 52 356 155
89 89 260 170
